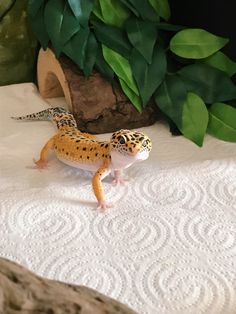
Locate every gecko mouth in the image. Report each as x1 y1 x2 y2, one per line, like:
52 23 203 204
127 151 138 157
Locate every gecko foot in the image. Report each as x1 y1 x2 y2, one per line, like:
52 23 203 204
97 201 113 211
33 159 49 170
112 177 129 186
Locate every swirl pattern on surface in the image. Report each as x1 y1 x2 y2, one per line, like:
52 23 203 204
135 257 235 314
90 210 171 261
176 212 236 256
131 165 205 210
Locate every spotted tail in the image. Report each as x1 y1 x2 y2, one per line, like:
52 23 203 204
11 107 77 130
11 107 67 121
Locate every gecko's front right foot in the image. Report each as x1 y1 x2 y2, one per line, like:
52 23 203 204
33 159 49 170
97 201 113 212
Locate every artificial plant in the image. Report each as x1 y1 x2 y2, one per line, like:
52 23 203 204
27 0 236 146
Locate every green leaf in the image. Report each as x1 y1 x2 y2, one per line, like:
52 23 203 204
93 21 132 59
63 27 89 69
119 78 142 112
119 0 139 16
125 18 157 64
95 45 114 80
181 92 208 146
98 0 129 27
29 3 49 49
149 0 170 21
179 63 236 103
27 0 45 17
130 45 166 105
170 28 229 59
201 51 236 77
156 22 185 32
154 74 187 128
208 102 236 142
68 0 94 27
83 33 98 77
127 0 159 21
44 0 64 56
44 0 80 55
60 5 80 46
102 45 139 95
44 0 63 54
67 0 81 18
92 1 106 23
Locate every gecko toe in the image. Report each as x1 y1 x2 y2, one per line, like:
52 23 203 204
97 201 113 211
33 158 49 170
112 178 129 186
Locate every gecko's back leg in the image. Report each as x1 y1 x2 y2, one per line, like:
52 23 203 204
34 136 56 169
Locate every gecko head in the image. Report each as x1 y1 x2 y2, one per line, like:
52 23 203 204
110 129 152 161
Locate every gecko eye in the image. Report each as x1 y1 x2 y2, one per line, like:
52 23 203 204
119 136 126 144
142 140 147 147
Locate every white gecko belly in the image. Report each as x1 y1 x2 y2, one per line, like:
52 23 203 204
57 156 103 172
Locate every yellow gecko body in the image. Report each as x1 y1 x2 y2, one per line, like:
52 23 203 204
12 108 152 210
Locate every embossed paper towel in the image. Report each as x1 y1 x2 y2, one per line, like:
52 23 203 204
0 83 236 314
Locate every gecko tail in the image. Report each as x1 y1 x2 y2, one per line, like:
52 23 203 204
11 106 78 130
11 107 67 121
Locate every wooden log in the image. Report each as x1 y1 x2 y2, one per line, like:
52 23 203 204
0 257 137 314
37 48 156 134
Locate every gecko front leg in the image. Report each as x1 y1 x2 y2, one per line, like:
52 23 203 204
112 170 129 185
92 162 112 211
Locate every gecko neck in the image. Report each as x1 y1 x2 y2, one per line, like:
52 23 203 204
110 150 136 170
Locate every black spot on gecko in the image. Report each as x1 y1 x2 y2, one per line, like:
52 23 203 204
83 147 86 151
105 144 109 148
87 156 89 159
76 140 80 143
95 153 98 157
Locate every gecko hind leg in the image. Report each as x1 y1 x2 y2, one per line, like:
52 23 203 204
33 136 55 170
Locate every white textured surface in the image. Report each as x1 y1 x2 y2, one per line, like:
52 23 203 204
1 83 236 314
